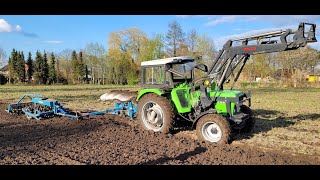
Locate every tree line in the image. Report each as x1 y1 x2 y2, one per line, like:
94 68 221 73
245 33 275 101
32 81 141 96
4 20 216 85
6 49 89 85
2 20 320 86
242 47 319 86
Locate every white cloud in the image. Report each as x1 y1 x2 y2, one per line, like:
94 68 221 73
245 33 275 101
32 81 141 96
205 16 237 26
0 19 11 32
0 19 23 32
0 19 38 38
214 24 319 50
260 15 320 25
176 15 222 19
309 41 320 50
177 15 319 27
203 15 260 27
44 40 63 44
176 15 192 18
203 15 320 27
214 25 296 49
15 25 22 32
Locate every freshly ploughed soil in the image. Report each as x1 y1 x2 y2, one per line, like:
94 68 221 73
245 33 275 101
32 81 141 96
0 103 318 165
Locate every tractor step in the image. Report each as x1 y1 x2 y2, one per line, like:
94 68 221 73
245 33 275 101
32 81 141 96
231 113 250 123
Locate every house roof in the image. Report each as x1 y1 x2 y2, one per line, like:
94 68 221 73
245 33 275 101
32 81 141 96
0 64 8 71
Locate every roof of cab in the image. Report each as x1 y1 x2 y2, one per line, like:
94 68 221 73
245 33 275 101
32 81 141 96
141 56 193 66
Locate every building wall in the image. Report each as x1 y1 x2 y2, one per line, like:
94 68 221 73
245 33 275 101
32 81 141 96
0 71 8 75
308 75 320 82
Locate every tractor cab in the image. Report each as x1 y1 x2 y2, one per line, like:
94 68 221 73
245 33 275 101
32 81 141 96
140 56 208 89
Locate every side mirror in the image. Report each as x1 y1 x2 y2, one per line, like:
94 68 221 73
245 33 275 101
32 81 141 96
195 64 208 72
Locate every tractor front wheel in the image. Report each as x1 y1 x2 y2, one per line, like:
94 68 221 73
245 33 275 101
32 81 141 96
196 114 231 144
239 105 255 133
138 93 174 134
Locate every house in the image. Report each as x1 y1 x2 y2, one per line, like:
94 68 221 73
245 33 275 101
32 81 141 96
306 74 320 83
0 64 34 83
24 63 34 82
0 65 9 84
0 64 9 76
273 68 297 80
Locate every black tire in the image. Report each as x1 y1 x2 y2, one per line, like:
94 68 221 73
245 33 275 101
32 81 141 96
239 105 255 133
196 114 231 144
138 93 174 134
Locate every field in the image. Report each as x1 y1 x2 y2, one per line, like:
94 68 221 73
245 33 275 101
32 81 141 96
0 84 319 164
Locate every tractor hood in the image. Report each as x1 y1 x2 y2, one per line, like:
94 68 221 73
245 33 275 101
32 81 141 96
209 90 244 98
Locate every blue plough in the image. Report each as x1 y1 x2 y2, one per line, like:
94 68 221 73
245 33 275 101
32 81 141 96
6 94 137 120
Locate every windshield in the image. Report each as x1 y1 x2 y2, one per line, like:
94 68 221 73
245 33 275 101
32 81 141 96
171 61 196 79
172 62 196 74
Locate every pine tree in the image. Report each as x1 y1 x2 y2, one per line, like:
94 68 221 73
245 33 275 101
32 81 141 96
71 50 78 83
78 51 85 83
34 51 42 84
8 49 18 83
56 58 60 83
85 65 89 83
26 52 33 83
42 51 49 84
49 52 57 84
8 57 13 83
16 51 26 82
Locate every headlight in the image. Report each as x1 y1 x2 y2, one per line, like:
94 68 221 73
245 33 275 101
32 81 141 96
204 80 210 86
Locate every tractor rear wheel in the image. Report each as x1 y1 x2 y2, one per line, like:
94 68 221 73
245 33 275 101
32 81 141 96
138 93 174 134
196 114 231 144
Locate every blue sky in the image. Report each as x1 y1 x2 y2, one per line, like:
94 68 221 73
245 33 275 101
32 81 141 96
0 15 319 60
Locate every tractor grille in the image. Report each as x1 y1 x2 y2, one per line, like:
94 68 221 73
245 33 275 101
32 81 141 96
176 90 189 108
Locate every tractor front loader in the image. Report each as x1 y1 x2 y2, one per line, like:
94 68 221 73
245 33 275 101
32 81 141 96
135 22 317 144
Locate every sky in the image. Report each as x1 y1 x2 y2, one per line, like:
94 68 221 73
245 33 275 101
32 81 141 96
0 15 320 64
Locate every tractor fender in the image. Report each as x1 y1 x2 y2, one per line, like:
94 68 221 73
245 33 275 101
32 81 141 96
136 89 164 101
192 109 217 128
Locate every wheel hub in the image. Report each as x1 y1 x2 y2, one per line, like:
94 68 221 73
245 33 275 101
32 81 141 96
202 122 222 142
142 101 164 131
146 105 162 125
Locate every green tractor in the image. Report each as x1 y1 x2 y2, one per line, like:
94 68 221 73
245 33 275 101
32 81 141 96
137 56 251 144
136 22 317 144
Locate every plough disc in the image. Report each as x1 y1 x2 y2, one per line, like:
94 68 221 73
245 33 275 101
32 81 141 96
100 90 137 103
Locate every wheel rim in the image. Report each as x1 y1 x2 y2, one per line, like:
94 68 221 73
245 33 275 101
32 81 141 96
201 122 222 142
141 101 164 132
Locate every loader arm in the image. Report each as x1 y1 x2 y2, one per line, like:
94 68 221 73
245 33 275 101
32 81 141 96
197 22 317 109
207 22 317 91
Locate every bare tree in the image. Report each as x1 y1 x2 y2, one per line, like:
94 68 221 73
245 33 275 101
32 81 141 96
0 47 6 68
194 34 216 67
276 46 319 86
166 20 185 57
187 29 198 54
83 43 107 85
57 49 73 83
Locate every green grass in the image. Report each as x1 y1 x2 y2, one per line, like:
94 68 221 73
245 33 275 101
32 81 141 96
233 87 320 157
1 84 319 157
